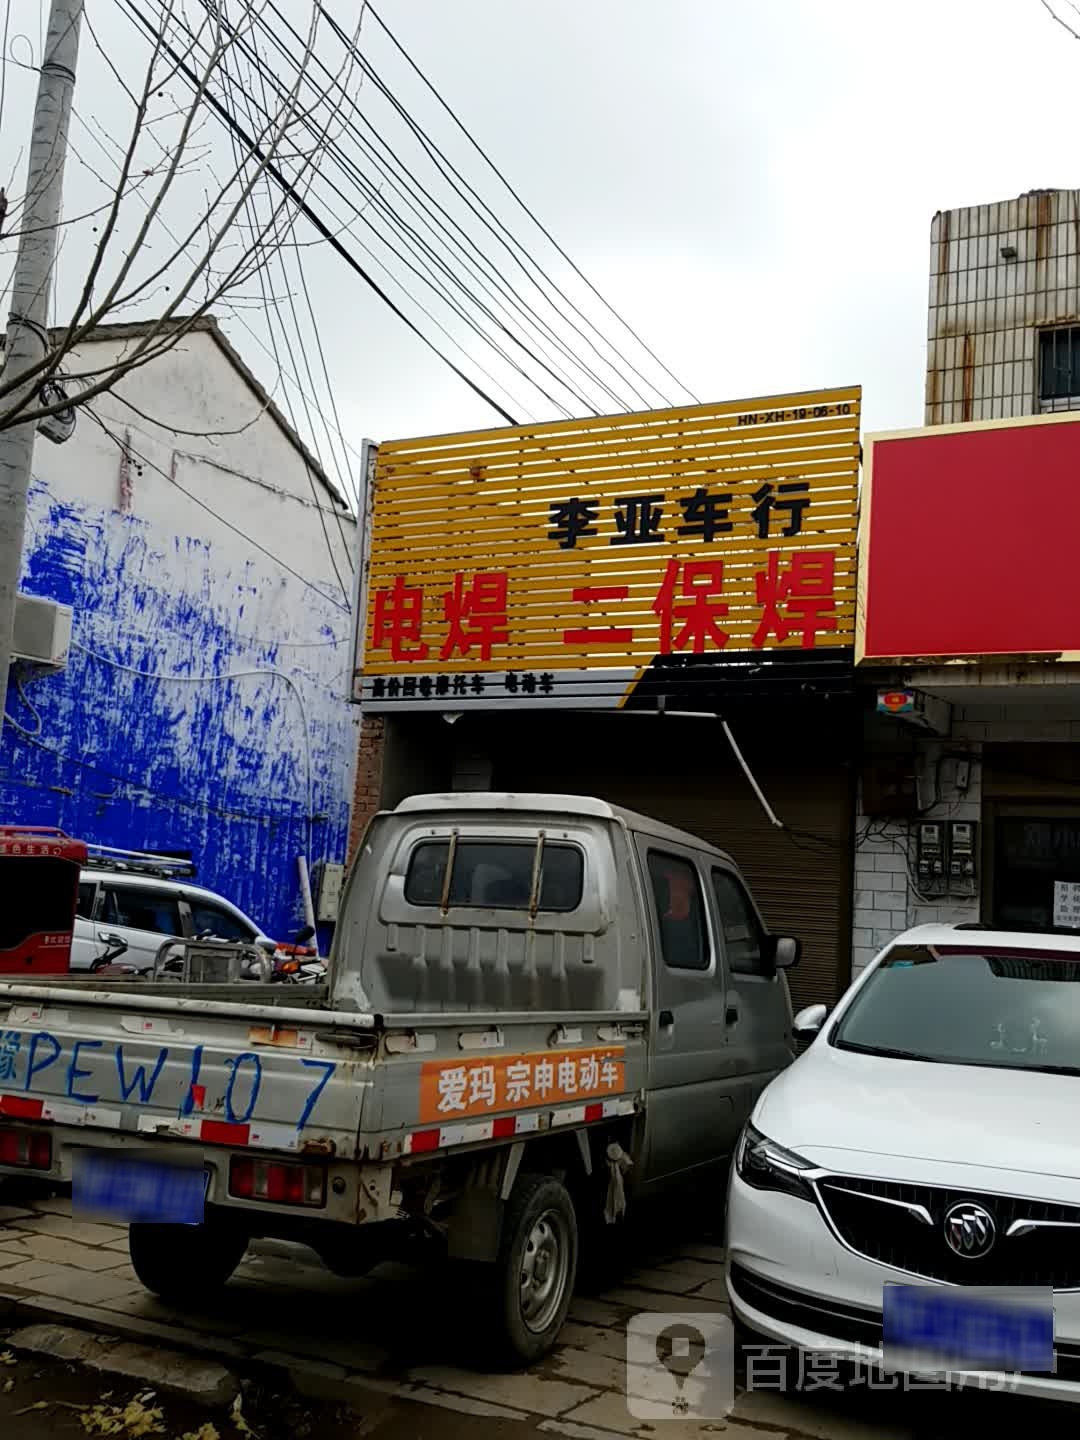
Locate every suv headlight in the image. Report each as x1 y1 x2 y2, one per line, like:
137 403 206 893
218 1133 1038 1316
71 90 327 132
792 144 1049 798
734 1121 815 1202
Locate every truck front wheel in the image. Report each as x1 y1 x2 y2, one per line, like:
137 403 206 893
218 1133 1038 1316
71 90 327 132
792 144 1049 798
129 1221 248 1305
486 1173 578 1368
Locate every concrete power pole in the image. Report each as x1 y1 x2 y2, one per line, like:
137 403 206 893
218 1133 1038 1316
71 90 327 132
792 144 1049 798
0 0 84 742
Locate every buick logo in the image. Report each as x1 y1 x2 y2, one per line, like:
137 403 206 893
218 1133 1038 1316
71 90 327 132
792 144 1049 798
944 1201 996 1258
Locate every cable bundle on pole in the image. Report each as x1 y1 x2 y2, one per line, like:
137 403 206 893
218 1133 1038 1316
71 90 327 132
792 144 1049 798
113 0 695 433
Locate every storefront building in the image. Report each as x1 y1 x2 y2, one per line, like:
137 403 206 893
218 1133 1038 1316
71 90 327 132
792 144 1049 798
855 410 1080 970
850 189 1080 977
350 391 862 1007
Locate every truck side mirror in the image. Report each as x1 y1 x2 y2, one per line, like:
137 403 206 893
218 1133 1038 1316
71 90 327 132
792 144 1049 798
793 1003 828 1039
771 935 801 969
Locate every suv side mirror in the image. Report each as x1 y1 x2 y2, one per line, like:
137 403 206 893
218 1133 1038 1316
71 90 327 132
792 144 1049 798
769 935 801 969
793 1003 828 1039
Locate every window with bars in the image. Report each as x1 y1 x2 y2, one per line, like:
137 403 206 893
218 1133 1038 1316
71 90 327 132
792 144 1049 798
404 838 584 912
1039 327 1080 403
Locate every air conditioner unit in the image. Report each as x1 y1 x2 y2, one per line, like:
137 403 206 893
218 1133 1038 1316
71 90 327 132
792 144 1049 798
12 594 72 671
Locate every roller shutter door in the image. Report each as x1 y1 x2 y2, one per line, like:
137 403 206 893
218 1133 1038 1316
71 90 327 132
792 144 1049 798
478 707 855 1009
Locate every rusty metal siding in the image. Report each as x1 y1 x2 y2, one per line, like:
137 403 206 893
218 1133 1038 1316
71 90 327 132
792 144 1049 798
926 190 1080 425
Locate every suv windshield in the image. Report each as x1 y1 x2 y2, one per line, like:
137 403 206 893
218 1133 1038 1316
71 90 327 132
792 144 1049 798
832 943 1080 1075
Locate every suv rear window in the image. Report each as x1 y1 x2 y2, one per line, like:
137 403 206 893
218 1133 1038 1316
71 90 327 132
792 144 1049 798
405 840 583 912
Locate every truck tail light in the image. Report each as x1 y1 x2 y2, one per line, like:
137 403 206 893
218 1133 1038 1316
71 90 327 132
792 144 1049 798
229 1157 325 1208
0 1127 51 1169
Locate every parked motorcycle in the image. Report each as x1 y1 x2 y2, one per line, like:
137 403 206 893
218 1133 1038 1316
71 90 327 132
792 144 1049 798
88 933 139 978
128 926 325 985
154 932 272 983
259 925 326 984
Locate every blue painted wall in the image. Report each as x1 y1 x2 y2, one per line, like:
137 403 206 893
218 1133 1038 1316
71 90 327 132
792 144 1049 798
1 473 355 943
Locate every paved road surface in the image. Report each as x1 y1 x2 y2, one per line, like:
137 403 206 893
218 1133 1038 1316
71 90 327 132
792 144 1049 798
0 1184 1071 1438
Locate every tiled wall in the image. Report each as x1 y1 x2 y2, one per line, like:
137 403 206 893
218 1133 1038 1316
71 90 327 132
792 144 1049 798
851 706 1080 977
926 189 1080 425
853 735 981 975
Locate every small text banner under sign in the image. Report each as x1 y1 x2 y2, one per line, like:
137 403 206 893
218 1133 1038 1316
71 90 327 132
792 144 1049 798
419 1047 626 1124
355 390 860 710
1053 881 1080 929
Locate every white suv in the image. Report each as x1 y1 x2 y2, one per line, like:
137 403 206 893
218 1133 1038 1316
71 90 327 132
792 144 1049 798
73 869 271 973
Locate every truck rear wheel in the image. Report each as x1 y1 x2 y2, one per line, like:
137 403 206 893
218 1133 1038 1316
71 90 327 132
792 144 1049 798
484 1172 578 1368
129 1221 248 1305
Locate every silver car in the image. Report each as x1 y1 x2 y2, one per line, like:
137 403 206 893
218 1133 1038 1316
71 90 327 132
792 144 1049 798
72 868 270 972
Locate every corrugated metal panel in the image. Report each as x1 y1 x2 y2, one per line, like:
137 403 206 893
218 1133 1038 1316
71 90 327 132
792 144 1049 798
481 708 855 1009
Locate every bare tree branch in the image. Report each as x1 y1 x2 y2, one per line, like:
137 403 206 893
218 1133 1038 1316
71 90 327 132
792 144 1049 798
0 0 350 439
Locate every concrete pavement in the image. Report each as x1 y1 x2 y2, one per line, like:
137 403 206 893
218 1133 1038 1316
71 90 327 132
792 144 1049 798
0 1186 1064 1438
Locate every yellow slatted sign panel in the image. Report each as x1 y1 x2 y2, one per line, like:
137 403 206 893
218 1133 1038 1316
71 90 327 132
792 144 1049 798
356 389 861 709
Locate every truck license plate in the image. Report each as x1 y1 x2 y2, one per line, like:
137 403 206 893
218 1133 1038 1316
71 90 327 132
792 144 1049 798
72 1150 208 1225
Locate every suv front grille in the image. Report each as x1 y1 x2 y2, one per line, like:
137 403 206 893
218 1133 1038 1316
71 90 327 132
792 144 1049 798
817 1176 1080 1288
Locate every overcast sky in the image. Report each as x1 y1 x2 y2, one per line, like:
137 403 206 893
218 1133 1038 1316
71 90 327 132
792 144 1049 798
2 0 1078 486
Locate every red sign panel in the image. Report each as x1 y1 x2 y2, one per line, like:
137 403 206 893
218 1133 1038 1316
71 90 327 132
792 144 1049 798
0 826 87 975
859 415 1080 663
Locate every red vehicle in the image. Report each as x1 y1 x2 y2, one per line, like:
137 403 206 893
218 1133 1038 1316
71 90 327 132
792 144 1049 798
0 826 88 974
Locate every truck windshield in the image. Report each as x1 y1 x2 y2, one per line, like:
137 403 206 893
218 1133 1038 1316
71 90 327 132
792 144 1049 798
832 944 1080 1075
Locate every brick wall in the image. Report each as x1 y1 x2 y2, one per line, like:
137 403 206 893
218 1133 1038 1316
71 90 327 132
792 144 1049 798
347 715 386 862
851 703 1075 977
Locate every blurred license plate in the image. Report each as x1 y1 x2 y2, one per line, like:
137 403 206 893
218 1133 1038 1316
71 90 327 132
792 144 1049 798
883 1285 1054 1373
72 1151 207 1225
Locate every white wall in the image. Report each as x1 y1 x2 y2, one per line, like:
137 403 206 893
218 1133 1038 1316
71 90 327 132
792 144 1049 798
3 325 358 938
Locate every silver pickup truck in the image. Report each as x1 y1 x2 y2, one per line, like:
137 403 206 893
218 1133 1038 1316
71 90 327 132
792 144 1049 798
0 792 798 1364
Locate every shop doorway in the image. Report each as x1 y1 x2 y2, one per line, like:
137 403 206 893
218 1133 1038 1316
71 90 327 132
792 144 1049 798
987 806 1080 932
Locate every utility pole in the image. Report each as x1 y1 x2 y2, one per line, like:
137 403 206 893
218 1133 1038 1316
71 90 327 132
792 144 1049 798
0 0 84 741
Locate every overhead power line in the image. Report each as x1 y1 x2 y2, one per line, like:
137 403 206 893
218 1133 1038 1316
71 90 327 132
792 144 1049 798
117 0 521 426
212 27 354 595
87 405 353 613
83 7 535 457
357 1 701 407
257 0 642 417
81 6 366 504
313 2 660 412
112 0 695 433
180 0 612 417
